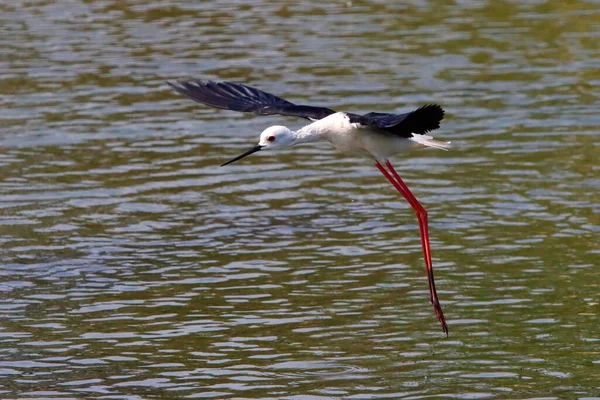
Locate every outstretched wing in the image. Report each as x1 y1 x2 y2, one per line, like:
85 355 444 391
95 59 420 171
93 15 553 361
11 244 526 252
349 104 445 138
167 80 336 121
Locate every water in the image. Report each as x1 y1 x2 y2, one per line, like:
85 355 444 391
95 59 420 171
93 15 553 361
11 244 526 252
1 0 599 398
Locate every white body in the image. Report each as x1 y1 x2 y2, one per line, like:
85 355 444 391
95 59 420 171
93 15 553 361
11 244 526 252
259 112 450 161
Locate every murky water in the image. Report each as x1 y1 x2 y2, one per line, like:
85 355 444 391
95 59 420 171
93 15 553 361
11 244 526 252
2 0 599 398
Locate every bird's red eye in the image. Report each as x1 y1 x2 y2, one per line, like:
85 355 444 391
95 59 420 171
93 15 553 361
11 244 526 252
267 136 275 142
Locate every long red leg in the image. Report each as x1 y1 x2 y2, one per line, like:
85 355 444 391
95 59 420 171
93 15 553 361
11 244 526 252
375 160 448 335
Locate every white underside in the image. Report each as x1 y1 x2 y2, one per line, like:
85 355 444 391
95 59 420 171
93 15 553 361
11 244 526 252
306 112 450 160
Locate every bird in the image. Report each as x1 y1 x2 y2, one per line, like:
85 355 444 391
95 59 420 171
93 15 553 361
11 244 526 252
167 79 450 334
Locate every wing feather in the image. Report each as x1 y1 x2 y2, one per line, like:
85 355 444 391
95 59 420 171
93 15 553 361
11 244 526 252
349 105 445 138
167 80 336 121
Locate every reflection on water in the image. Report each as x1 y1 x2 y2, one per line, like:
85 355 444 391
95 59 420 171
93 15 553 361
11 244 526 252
1 0 599 398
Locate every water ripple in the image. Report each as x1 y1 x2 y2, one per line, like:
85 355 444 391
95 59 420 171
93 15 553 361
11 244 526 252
1 0 599 398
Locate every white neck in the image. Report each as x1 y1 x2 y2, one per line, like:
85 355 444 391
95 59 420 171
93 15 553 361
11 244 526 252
292 124 323 145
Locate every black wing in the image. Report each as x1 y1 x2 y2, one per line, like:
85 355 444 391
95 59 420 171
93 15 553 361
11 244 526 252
167 80 336 121
349 104 445 138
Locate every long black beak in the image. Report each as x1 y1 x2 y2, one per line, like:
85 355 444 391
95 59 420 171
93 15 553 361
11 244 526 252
221 145 264 167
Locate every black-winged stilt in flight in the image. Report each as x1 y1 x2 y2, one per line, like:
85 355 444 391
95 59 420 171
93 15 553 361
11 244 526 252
167 79 450 334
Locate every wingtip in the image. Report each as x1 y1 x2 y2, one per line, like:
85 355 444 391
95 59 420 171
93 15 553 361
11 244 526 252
166 79 210 89
166 80 187 92
422 103 445 118
413 104 445 134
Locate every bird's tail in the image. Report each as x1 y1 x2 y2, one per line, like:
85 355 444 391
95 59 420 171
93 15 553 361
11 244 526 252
410 135 451 151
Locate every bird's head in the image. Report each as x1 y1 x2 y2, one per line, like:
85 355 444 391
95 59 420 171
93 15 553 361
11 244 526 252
221 125 296 166
258 126 295 149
